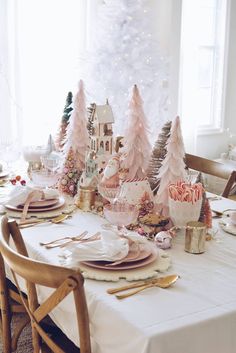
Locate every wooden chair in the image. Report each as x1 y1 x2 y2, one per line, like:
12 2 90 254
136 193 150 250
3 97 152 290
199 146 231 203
0 252 30 353
185 153 236 198
0 216 91 353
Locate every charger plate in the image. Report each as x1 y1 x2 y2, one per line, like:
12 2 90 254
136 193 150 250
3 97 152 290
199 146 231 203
4 202 76 219
5 197 65 213
78 249 171 282
17 198 59 209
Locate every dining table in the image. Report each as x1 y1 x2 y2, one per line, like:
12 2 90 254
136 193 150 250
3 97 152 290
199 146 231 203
2 190 236 353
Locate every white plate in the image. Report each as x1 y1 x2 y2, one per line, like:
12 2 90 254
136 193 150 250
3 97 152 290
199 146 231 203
219 221 236 235
0 171 9 178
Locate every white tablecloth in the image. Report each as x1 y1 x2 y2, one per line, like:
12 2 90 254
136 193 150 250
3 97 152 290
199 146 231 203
4 196 236 353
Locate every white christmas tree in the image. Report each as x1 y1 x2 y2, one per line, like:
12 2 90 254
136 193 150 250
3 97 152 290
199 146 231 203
121 84 151 179
156 116 187 211
63 80 89 169
83 0 169 137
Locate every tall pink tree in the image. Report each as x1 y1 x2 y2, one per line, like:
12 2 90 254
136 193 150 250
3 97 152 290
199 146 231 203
156 116 187 212
121 84 152 179
59 80 89 195
63 79 89 169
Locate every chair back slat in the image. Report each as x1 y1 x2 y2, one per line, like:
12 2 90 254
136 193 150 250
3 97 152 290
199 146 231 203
185 153 236 198
0 216 91 353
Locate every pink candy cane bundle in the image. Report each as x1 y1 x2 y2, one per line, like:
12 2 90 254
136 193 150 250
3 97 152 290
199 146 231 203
168 181 203 204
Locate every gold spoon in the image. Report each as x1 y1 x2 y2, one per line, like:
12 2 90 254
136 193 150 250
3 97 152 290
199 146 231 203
115 275 179 300
19 214 70 228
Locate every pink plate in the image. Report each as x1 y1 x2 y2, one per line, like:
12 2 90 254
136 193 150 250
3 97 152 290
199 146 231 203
107 243 152 266
81 246 158 271
17 198 59 209
5 197 65 213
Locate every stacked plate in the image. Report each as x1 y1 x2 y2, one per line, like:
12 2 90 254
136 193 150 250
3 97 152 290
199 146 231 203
0 170 9 186
82 242 158 271
5 196 65 213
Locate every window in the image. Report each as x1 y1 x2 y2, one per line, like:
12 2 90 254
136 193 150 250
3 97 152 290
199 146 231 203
179 0 230 145
17 0 88 145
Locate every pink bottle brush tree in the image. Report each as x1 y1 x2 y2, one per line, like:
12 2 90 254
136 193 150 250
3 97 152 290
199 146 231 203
121 84 152 179
156 116 187 214
59 80 89 196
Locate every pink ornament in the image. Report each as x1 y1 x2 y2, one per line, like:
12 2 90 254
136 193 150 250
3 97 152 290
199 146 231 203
155 231 173 249
61 178 67 185
69 185 74 192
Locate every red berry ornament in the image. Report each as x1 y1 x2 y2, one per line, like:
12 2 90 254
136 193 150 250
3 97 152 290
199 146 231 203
10 179 16 185
15 175 21 181
20 180 26 186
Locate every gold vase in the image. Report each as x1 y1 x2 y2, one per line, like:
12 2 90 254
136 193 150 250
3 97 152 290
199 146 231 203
75 187 96 212
185 221 206 254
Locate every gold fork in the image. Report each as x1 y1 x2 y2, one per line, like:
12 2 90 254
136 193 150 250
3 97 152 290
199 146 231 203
39 231 88 246
45 232 101 249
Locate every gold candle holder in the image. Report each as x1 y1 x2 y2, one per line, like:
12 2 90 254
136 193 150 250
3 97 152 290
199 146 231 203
75 187 96 212
185 221 206 254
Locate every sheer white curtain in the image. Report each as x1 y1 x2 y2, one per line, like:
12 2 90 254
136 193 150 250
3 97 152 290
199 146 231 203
0 0 96 149
0 0 22 147
18 0 90 146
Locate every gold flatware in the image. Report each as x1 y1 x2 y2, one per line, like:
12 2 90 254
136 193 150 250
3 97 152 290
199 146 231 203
45 231 101 249
42 231 88 248
107 278 160 294
39 230 88 246
19 214 70 228
107 274 179 294
114 275 179 300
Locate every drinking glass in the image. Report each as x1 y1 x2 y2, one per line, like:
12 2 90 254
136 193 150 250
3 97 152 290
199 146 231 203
97 183 121 204
103 203 138 234
0 139 21 174
31 169 60 189
41 154 61 172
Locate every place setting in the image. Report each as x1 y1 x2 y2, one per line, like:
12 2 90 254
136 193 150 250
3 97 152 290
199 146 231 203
2 184 73 225
51 199 171 282
0 162 10 187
